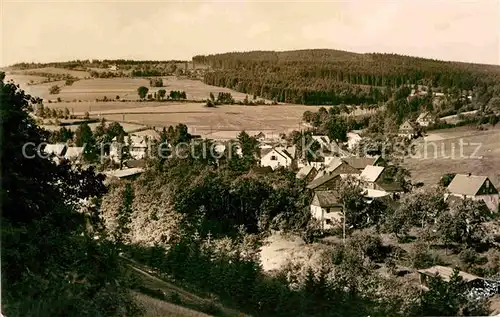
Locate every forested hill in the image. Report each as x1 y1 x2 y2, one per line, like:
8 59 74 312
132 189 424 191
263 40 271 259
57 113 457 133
193 49 500 105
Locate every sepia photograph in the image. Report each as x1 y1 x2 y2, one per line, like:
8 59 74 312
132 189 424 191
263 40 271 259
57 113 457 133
1 0 500 316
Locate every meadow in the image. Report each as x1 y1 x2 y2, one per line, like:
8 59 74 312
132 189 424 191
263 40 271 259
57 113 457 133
95 103 320 138
6 70 319 138
403 125 500 187
5 71 268 102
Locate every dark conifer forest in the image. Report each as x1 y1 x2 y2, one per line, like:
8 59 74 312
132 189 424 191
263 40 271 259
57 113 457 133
193 49 500 105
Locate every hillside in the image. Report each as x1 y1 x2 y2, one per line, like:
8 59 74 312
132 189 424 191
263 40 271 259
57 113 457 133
193 49 500 105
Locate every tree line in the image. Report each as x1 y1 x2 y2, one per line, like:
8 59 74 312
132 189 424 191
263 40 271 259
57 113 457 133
193 49 500 105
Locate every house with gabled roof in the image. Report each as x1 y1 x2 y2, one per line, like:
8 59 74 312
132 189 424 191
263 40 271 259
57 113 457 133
445 174 499 213
260 146 295 170
296 165 318 183
307 173 343 192
418 266 484 290
416 111 433 127
43 143 67 157
359 165 404 195
64 147 84 161
313 158 359 181
310 190 343 230
312 135 332 150
398 120 419 139
343 155 383 172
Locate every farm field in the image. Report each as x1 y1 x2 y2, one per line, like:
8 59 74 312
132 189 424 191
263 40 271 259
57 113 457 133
5 70 321 138
402 125 500 187
91 103 321 138
41 121 145 133
5 72 269 102
8 67 90 78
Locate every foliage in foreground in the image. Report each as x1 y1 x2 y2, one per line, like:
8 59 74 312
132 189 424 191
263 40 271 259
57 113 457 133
1 73 141 316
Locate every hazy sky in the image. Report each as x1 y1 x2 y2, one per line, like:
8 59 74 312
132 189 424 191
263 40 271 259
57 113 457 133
1 0 500 66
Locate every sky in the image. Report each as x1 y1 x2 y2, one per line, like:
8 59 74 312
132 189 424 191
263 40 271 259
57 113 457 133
1 0 500 66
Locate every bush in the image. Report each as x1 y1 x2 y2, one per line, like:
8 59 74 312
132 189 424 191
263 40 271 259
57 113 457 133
199 300 222 315
409 243 443 269
459 248 480 265
348 231 387 262
49 85 60 94
168 292 182 304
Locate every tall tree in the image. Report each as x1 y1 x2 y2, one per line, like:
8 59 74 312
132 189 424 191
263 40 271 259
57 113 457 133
137 86 149 99
0 73 140 316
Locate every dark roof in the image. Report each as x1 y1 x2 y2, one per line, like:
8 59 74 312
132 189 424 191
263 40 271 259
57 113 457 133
125 159 146 168
313 190 340 207
343 156 380 170
252 166 273 174
307 172 340 190
376 182 403 192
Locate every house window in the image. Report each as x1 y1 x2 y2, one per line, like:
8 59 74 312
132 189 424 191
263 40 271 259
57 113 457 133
325 219 332 225
270 155 277 160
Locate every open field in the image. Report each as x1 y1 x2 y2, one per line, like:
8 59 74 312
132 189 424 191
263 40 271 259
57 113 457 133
5 70 320 138
6 72 269 102
87 103 320 138
403 125 500 187
41 121 145 132
9 67 90 78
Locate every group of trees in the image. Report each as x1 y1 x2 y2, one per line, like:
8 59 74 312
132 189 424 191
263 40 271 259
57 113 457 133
1 72 141 316
137 86 187 100
149 78 164 87
88 70 126 78
49 84 61 94
35 104 72 119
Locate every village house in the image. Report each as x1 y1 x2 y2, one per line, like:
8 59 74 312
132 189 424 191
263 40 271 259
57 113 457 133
108 64 118 71
313 158 360 180
64 147 84 162
310 190 342 230
109 129 160 163
445 174 499 213
359 165 404 196
312 135 333 150
398 120 419 139
260 146 295 170
103 167 145 184
418 266 484 290
43 143 67 156
360 165 385 189
416 111 433 127
343 155 384 172
307 170 358 192
296 165 318 183
346 132 362 150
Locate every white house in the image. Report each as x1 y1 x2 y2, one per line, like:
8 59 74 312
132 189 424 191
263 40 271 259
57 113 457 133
398 120 419 139
312 135 332 149
310 190 342 230
260 147 294 170
416 112 433 127
360 165 385 189
109 129 161 163
346 132 362 150
445 174 499 213
43 143 67 156
108 64 118 71
64 147 84 161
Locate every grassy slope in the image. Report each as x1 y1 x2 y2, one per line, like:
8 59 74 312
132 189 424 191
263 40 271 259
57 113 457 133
124 257 250 317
